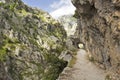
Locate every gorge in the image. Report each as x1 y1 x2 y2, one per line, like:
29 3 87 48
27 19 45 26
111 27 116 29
0 0 120 80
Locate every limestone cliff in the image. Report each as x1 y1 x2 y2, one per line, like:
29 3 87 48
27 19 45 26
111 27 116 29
72 0 120 79
58 15 77 37
0 0 67 80
58 15 79 51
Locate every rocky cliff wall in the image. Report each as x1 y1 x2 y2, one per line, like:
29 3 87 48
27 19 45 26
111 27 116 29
0 0 68 80
58 15 77 37
72 0 120 79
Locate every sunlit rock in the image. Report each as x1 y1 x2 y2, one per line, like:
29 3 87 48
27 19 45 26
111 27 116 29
58 15 77 37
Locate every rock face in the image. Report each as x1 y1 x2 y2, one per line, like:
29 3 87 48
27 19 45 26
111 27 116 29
58 15 80 49
58 15 77 37
72 0 120 79
0 0 68 80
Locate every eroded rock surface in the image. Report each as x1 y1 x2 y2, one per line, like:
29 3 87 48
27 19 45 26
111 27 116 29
58 15 77 37
72 0 120 79
0 0 68 80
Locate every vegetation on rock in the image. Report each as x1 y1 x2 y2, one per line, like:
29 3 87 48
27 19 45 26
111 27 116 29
0 0 68 80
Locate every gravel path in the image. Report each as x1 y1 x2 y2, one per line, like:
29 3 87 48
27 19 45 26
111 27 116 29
57 49 106 80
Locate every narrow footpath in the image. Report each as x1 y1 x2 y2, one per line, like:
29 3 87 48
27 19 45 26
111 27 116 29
57 49 106 80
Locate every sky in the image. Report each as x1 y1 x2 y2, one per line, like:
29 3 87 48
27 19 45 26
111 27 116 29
22 0 76 19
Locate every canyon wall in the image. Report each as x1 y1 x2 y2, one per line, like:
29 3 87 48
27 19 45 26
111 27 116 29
58 15 77 37
72 0 120 79
0 0 68 80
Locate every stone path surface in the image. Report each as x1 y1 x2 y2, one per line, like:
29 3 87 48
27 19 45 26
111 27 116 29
57 49 106 80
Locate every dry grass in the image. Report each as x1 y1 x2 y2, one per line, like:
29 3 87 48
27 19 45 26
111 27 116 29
105 74 112 80
67 49 78 68
68 56 77 68
86 53 95 62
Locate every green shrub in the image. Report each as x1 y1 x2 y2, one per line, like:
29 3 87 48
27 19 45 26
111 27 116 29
42 55 67 80
0 47 6 61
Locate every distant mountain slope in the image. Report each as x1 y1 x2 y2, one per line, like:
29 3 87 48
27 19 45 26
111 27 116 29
58 15 77 37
